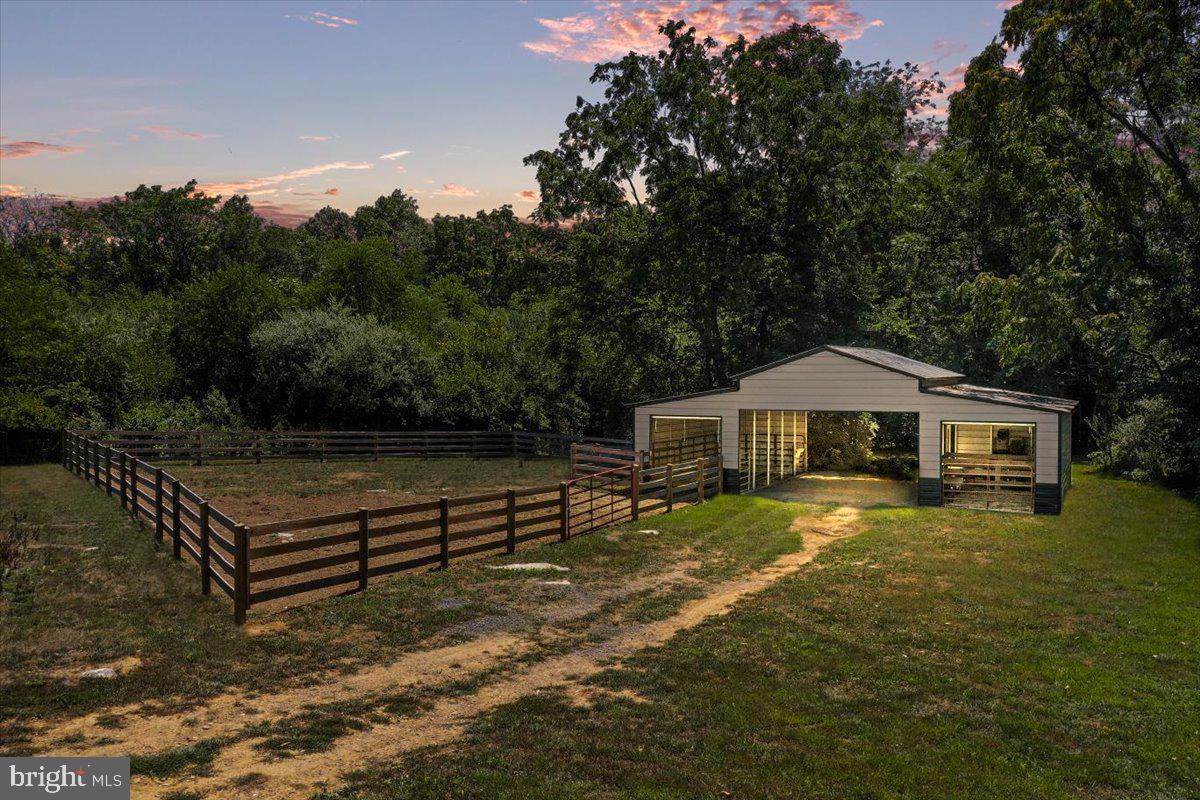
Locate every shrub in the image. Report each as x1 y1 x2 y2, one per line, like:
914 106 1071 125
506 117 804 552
250 308 435 429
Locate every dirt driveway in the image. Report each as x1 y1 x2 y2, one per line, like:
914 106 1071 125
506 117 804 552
757 471 917 507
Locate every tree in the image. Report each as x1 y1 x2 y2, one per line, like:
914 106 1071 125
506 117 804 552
299 205 355 240
171 263 286 403
304 238 422 321
56 180 222 291
527 22 937 386
352 189 430 251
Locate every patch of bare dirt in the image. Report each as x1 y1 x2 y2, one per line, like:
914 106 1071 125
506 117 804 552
33 634 526 756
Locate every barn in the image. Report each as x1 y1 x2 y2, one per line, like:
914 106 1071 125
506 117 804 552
631 345 1077 514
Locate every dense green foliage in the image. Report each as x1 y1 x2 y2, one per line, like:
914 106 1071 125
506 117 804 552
2 1 1197 495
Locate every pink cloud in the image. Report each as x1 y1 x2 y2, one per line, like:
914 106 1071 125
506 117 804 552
997 0 1021 8
196 161 372 196
300 134 332 142
379 150 411 160
912 62 969 118
514 190 539 202
292 187 341 197
253 201 319 227
523 0 883 62
144 125 217 141
288 11 358 29
434 183 478 197
0 138 85 159
0 183 26 197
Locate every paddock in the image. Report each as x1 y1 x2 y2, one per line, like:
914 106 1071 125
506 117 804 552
633 345 1077 514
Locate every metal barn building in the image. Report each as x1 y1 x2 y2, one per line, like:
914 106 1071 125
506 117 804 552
631 345 1077 514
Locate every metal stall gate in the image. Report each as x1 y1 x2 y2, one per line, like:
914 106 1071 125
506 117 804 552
940 422 1035 513
738 410 808 492
648 416 721 468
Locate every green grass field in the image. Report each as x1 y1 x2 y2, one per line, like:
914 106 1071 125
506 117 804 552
2 460 1197 798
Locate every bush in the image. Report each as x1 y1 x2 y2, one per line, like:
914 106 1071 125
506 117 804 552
250 308 435 429
1091 396 1196 495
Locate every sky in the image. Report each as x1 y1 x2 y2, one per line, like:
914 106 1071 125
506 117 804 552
0 1 1014 226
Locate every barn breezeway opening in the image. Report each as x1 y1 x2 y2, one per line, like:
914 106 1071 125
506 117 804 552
747 411 919 507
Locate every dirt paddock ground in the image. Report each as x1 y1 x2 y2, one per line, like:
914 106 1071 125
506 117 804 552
159 458 578 612
169 457 573 524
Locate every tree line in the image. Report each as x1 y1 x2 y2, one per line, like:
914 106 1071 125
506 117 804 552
2 0 1197 497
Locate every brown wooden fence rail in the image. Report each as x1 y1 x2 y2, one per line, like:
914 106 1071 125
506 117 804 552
77 429 632 464
61 429 244 611
62 429 717 624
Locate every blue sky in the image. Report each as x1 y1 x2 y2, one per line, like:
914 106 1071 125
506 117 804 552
0 1 1011 224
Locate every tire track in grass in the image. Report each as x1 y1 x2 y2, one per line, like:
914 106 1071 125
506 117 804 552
141 506 861 799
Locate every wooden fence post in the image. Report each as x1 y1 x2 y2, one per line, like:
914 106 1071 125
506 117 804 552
255 433 263 464
696 457 705 503
358 508 370 592
154 468 164 542
194 431 204 466
666 463 674 512
61 430 67 469
129 459 139 520
559 481 570 542
438 497 450 569
199 501 211 595
234 525 249 625
91 440 100 484
716 457 724 494
105 447 113 496
171 479 181 560
372 432 379 462
630 464 640 522
505 489 516 554
119 452 128 510
471 432 478 460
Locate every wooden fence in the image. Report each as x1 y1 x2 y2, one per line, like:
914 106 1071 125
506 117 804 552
77 429 632 464
62 429 718 623
569 442 642 476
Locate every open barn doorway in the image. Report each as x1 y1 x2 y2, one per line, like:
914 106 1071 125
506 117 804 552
749 411 918 507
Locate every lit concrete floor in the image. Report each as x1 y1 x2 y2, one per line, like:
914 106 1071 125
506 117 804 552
754 471 917 508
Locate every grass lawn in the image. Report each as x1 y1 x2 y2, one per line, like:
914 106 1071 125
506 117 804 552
1 460 1197 799
319 467 1199 800
0 459 796 754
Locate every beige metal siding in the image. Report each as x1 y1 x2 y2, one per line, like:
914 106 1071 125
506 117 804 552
633 349 1061 482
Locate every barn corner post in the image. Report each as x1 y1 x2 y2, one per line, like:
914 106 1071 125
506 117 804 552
234 524 250 625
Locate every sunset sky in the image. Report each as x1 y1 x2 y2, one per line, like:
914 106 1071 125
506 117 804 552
0 1 1012 225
